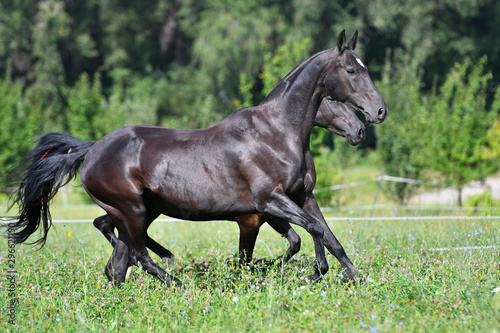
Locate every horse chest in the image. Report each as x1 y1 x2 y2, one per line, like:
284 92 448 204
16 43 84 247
287 169 315 195
283 156 315 195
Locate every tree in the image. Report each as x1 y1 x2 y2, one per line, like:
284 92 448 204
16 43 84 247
179 0 285 107
375 50 429 203
0 0 37 79
25 0 72 127
355 0 500 87
0 74 42 188
1 0 500 190
425 56 500 205
63 73 129 141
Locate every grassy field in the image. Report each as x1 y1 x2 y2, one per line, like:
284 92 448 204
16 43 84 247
1 199 499 332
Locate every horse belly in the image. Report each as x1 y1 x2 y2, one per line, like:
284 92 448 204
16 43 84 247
154 188 255 221
149 164 255 220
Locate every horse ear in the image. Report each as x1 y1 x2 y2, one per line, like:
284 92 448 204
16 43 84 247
337 29 346 54
347 30 358 50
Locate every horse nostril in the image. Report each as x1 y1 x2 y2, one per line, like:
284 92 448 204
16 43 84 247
378 108 386 120
358 128 365 139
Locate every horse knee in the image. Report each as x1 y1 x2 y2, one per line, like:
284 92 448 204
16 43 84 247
307 222 324 240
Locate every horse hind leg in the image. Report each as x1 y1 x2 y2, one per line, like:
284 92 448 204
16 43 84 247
104 231 130 287
145 235 175 267
93 214 176 281
123 235 177 280
123 235 177 281
236 214 263 266
94 214 138 267
93 215 117 246
236 214 301 267
121 210 182 288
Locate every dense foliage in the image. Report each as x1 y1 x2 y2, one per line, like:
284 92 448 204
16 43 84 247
1 0 500 204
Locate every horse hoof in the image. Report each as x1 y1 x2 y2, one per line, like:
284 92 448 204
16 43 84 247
305 274 322 284
253 258 268 266
352 275 365 286
170 277 183 289
161 254 175 267
253 257 282 267
113 280 126 289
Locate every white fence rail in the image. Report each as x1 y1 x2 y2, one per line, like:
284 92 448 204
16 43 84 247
3 215 500 224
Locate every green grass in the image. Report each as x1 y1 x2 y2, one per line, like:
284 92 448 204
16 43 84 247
1 212 499 332
1 165 499 332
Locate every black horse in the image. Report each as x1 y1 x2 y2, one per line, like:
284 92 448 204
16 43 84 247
93 99 366 274
7 30 386 287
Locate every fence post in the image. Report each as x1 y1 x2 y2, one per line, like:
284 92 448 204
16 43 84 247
370 175 384 217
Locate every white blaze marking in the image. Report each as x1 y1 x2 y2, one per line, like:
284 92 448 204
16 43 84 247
356 58 366 68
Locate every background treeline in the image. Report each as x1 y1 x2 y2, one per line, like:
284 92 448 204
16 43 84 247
1 0 500 205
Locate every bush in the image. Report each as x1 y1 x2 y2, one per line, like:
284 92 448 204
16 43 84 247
464 190 500 216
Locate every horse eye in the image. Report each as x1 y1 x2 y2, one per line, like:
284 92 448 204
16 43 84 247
347 68 355 74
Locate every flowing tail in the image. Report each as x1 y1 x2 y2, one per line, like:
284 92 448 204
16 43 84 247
4 132 95 247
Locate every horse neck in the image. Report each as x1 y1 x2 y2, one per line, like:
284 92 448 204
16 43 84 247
262 50 333 144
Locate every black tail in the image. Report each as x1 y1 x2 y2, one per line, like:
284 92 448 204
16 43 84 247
4 132 95 247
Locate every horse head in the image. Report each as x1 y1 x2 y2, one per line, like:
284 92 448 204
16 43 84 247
323 30 387 124
315 100 365 145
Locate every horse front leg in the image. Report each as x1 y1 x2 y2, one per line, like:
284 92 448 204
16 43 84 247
302 194 357 282
260 189 328 282
266 216 302 264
